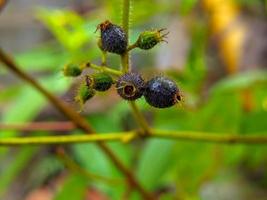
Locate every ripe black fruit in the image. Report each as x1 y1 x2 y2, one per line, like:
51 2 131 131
116 72 145 101
97 20 127 55
144 76 181 108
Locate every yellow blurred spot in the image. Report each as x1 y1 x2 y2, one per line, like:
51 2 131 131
262 97 267 111
202 0 246 74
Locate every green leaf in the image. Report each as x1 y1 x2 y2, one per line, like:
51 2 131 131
54 174 88 200
137 139 175 190
0 147 37 197
210 70 267 96
1 75 69 138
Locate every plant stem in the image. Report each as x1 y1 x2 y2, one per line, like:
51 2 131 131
1 130 267 145
121 0 131 72
120 54 129 73
121 0 152 138
122 0 130 38
85 62 122 76
127 43 138 52
101 51 107 66
152 130 267 144
129 101 151 135
0 132 135 145
0 47 149 199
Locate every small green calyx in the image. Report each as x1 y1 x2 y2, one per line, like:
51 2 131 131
63 63 82 77
91 72 113 92
136 29 168 50
75 82 96 106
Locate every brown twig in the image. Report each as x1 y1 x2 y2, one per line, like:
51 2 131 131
0 47 151 199
0 122 76 132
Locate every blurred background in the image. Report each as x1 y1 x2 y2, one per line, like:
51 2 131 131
0 0 267 199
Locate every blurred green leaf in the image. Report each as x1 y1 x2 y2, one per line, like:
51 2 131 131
179 0 198 15
210 70 267 96
54 174 88 200
0 147 37 197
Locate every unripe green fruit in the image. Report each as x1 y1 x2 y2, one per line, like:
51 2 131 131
136 29 168 50
63 63 82 77
87 73 113 92
75 83 96 105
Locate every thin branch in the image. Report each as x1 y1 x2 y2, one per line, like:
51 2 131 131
85 62 122 76
0 47 148 198
120 0 152 139
121 0 131 73
0 132 135 145
0 122 76 132
127 43 138 52
153 130 267 144
1 129 266 146
128 101 151 135
122 0 130 39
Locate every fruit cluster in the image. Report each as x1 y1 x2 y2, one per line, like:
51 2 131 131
63 20 182 109
116 72 181 108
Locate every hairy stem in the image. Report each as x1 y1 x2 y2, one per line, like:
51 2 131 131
0 47 149 199
121 0 152 138
122 0 130 38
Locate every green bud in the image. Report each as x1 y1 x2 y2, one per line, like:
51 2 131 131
87 73 113 92
136 29 168 50
75 83 96 105
63 63 82 77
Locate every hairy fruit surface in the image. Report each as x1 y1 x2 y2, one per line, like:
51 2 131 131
63 63 82 77
97 20 127 55
144 76 181 108
116 72 145 101
87 73 113 92
75 83 96 105
136 29 168 50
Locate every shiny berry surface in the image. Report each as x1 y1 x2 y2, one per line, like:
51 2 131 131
99 21 127 54
144 76 180 108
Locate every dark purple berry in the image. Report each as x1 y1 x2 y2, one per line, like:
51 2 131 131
144 76 181 108
97 20 127 55
116 72 145 101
